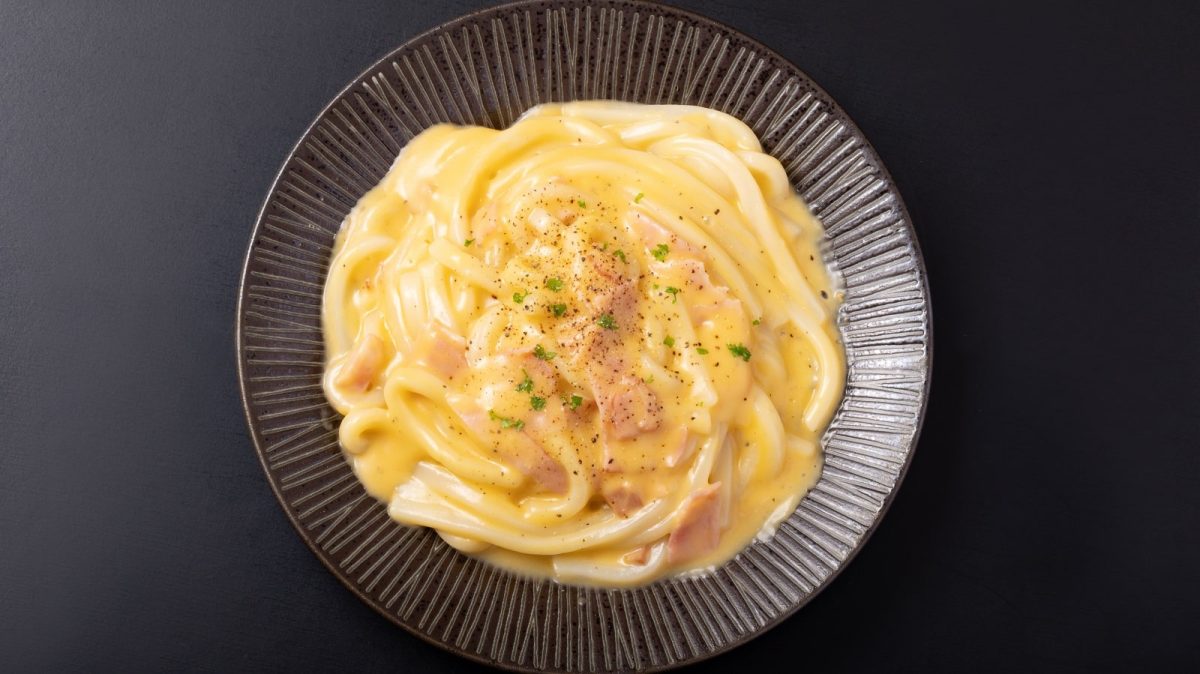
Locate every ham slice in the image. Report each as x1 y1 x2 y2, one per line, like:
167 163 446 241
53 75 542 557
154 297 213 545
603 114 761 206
552 248 663 445
666 483 723 564
601 377 663 440
335 334 385 392
503 436 568 494
627 211 699 255
417 324 467 380
603 482 644 518
674 258 714 292
446 395 568 494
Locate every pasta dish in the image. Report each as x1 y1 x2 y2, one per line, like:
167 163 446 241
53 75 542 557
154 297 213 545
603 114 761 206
321 101 844 585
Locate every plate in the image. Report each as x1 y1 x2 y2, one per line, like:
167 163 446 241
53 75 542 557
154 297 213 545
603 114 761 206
236 1 931 670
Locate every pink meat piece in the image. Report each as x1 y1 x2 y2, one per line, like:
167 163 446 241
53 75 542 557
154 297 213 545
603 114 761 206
335 334 385 392
601 377 663 441
666 483 723 564
419 324 467 379
628 211 698 254
603 483 644 518
447 395 568 494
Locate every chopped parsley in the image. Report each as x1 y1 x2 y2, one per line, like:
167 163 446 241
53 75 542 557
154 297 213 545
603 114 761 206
651 243 669 261
512 291 527 303
634 192 645 203
597 313 618 330
530 396 547 411
488 409 525 430
550 303 568 317
577 199 587 208
533 344 556 361
752 318 761 326
568 394 583 410
464 238 475 247
727 343 752 361
545 277 564 292
663 335 675 347
664 286 681 303
516 370 534 393
696 347 709 355
613 249 628 263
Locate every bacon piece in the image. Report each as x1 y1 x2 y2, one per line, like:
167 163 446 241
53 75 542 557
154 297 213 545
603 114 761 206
673 258 714 291
627 211 699 254
504 438 568 494
519 352 559 391
603 482 644 518
418 324 467 379
335 334 385 392
666 483 723 564
601 377 663 441
554 245 663 456
446 395 568 494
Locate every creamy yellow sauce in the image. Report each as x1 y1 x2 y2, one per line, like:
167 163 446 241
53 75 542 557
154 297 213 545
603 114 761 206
321 101 844 586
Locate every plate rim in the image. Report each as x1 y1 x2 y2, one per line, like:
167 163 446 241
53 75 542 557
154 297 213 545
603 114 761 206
235 0 933 669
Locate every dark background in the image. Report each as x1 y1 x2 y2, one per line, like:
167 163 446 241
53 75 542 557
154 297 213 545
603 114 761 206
2 0 1197 671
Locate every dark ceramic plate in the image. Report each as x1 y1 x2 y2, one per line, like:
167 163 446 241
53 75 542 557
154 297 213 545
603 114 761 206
236 1 931 670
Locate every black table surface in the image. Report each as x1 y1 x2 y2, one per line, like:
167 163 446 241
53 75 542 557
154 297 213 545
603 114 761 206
2 1 1198 671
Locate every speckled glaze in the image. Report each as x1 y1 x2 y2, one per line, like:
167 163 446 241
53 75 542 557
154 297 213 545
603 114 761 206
236 1 931 670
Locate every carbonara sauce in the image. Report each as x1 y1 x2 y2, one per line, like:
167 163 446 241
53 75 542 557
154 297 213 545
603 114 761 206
321 102 844 586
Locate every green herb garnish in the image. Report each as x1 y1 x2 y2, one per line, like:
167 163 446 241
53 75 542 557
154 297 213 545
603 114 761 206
516 370 534 393
568 394 583 410
545 277 564 292
651 243 669 261
634 192 645 203
488 410 525 430
533 344 556 361
530 396 546 411
464 238 475 247
663 335 675 347
597 313 618 330
696 347 709 355
550 303 568 317
513 291 527 303
613 249 627 263
664 286 681 303
727 343 752 361
577 199 587 208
